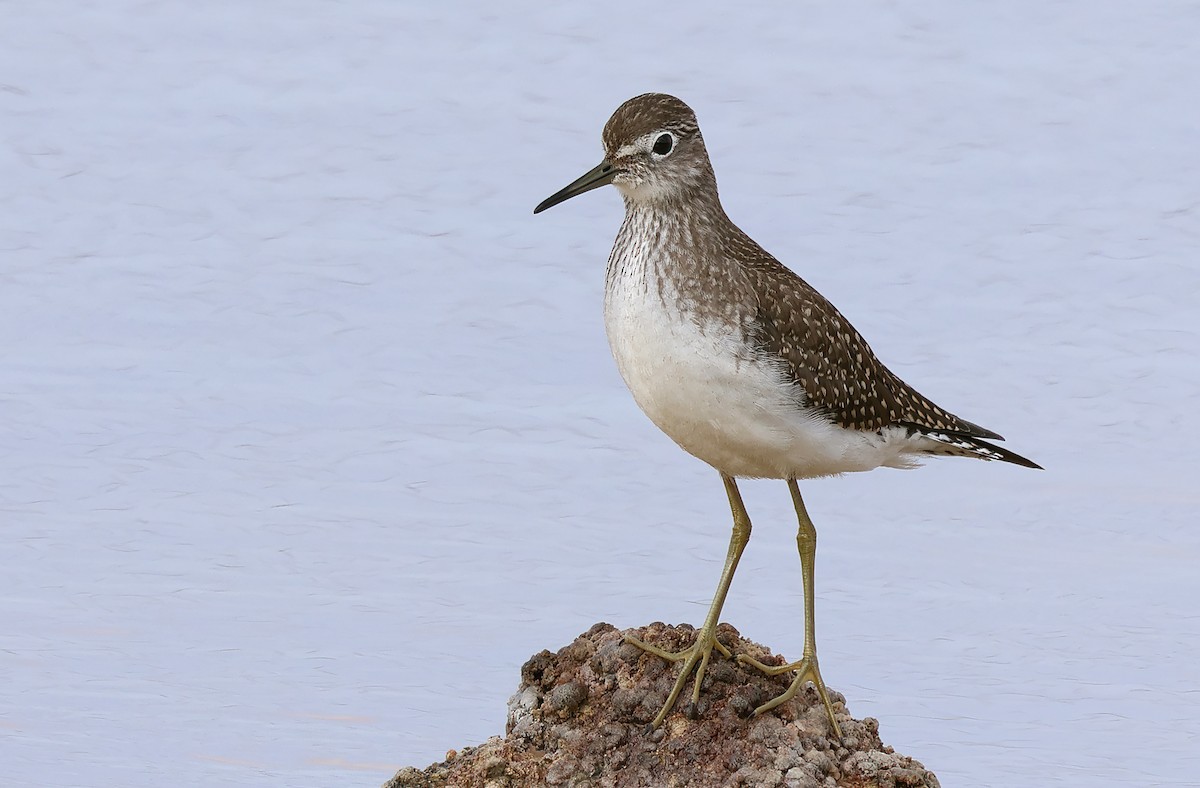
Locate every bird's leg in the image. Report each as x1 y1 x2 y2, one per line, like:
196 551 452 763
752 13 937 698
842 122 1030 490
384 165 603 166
624 472 750 728
737 479 842 738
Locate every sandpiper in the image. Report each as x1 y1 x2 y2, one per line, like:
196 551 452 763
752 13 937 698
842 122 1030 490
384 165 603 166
534 93 1039 736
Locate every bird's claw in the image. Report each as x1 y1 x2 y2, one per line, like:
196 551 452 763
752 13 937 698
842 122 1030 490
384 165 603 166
737 651 842 739
624 626 730 727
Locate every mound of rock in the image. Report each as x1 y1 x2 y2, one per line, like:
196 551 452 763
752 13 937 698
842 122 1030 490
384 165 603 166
386 622 939 788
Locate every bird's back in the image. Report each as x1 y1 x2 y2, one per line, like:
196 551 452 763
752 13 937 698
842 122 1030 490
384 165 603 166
726 226 1040 469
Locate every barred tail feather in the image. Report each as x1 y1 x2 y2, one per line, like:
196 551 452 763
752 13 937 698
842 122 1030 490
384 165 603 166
906 425 1042 470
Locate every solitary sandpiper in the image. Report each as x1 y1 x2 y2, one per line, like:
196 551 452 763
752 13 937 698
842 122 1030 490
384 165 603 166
534 93 1040 737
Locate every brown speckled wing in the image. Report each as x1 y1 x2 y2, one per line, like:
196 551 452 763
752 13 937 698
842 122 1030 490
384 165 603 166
733 239 1001 440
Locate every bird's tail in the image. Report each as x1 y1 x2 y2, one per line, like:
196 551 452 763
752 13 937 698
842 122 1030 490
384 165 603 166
902 423 1042 469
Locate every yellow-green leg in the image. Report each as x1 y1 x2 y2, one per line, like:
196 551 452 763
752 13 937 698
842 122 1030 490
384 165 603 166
737 479 842 738
625 472 750 728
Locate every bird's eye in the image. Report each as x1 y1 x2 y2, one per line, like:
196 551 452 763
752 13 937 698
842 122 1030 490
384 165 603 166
651 133 674 156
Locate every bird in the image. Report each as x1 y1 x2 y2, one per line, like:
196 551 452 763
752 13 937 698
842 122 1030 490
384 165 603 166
533 93 1040 737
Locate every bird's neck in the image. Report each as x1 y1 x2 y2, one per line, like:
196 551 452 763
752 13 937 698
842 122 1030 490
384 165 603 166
606 186 746 315
618 180 731 257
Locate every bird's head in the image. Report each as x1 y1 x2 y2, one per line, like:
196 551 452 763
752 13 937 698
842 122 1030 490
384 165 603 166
534 93 716 214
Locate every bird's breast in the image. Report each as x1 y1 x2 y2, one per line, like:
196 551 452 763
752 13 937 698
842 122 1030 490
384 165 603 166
603 251 805 477
601 243 923 480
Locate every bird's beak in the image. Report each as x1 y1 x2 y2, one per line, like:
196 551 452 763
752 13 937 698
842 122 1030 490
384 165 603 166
533 160 617 214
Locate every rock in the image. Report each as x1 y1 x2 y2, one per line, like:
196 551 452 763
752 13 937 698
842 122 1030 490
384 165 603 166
384 622 939 788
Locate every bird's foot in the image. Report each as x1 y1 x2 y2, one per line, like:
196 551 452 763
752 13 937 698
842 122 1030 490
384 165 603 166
624 625 732 728
737 651 842 739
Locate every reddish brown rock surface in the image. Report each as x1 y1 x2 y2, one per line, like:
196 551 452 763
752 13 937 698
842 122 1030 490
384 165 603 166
386 623 940 788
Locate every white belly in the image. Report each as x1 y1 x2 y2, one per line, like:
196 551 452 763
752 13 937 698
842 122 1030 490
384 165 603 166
604 274 920 479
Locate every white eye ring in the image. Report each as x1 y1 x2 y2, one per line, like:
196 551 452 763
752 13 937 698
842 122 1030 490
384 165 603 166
650 132 675 157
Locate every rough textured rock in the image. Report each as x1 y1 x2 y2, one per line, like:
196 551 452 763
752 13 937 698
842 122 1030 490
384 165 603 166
386 623 939 788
